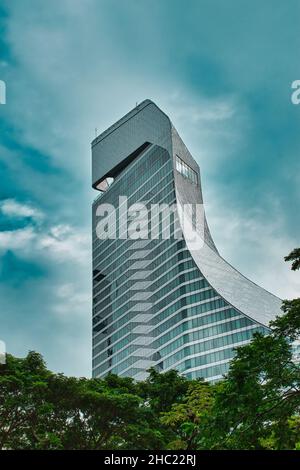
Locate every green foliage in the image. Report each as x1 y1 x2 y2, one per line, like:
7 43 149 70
0 355 166 449
161 381 214 449
271 298 300 340
204 333 300 449
1 248 300 450
137 368 189 413
284 248 300 271
271 248 300 339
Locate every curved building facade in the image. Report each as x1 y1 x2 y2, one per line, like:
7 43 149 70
92 100 282 382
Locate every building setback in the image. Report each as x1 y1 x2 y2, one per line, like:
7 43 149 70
92 99 282 382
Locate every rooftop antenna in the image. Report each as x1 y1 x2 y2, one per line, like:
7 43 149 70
95 128 98 138
136 101 138 107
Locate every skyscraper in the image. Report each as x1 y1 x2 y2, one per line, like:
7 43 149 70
92 99 281 382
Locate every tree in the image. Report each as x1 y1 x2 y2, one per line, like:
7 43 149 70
284 248 300 271
160 380 214 449
0 351 53 449
204 333 299 449
137 367 189 414
0 354 167 449
270 298 300 340
74 374 165 450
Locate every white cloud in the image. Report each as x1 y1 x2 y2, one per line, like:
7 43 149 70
38 224 90 264
0 209 91 376
206 198 300 300
0 199 44 220
0 220 90 266
53 282 91 317
0 226 35 250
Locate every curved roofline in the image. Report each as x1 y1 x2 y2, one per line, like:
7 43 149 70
92 99 172 147
92 99 173 188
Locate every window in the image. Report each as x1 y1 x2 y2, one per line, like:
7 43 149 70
176 155 198 185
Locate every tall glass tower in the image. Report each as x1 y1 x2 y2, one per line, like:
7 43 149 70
92 100 281 382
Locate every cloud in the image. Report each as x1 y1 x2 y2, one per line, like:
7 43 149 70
53 282 91 317
0 198 44 220
39 225 90 265
205 196 299 300
0 219 90 266
0 199 91 376
0 226 35 251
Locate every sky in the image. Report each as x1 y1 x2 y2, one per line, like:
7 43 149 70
0 0 299 377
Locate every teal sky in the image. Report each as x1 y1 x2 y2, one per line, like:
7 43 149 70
0 0 299 376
